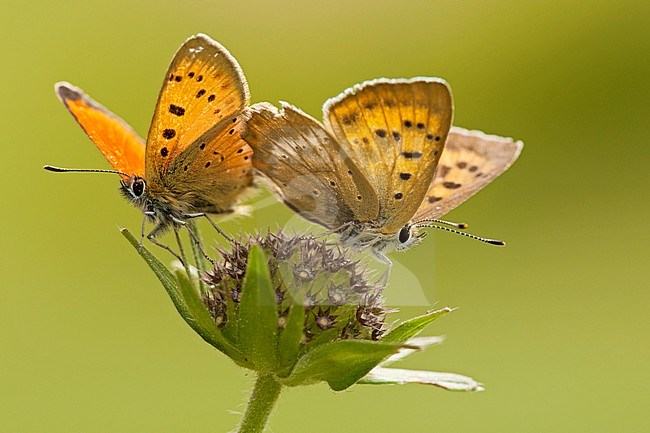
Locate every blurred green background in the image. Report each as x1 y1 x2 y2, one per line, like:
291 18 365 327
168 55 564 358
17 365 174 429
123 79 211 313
2 0 648 431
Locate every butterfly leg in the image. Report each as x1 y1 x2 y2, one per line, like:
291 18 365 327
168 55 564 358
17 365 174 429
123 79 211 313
299 221 355 242
171 224 210 282
146 223 185 264
170 215 216 265
185 226 216 265
137 211 158 247
329 222 371 248
185 213 234 243
371 248 393 287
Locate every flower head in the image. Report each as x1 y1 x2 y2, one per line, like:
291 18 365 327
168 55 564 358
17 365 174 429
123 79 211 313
121 227 482 392
203 231 387 344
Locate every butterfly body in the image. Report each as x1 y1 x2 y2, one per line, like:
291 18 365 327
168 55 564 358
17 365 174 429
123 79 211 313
49 34 253 238
245 78 522 260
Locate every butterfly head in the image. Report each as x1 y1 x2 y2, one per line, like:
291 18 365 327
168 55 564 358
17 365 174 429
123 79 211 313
120 175 147 201
394 224 427 251
120 174 168 226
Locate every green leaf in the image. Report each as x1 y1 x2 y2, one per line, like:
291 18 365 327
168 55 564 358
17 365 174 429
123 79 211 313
279 340 405 391
218 281 240 345
277 302 305 373
237 246 279 372
300 327 342 353
121 228 249 367
381 308 452 343
174 270 249 367
121 228 177 291
359 367 484 392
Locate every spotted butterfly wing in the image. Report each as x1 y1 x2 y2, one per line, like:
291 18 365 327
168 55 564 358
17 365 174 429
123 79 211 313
55 82 145 180
323 78 453 234
244 102 379 229
413 126 523 221
145 33 253 212
164 115 254 213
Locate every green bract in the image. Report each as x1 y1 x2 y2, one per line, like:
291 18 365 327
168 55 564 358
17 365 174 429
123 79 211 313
121 227 482 433
121 228 482 392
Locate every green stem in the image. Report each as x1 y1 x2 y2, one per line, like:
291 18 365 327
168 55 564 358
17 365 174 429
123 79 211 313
237 374 283 433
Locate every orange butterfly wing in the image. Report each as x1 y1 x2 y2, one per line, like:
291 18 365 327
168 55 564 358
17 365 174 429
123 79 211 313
162 113 254 214
55 82 145 179
323 78 453 234
145 34 250 186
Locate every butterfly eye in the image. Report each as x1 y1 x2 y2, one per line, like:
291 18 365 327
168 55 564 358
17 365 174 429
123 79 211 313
398 226 411 244
131 178 145 197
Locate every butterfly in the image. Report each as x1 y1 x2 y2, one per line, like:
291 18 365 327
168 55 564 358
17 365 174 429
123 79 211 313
45 34 254 249
243 77 523 263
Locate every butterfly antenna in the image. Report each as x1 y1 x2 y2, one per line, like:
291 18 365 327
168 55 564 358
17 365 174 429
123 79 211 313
43 165 129 178
414 218 469 229
417 224 505 246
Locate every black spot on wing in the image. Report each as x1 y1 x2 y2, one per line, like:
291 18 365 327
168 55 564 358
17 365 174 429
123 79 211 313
399 173 412 180
438 165 451 177
169 104 185 116
442 181 462 189
162 129 176 139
